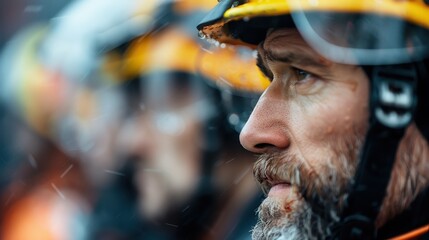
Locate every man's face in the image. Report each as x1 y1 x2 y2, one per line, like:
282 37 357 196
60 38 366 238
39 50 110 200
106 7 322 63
117 76 205 219
239 28 370 239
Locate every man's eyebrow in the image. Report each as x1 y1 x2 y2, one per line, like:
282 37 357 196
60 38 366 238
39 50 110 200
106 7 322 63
265 48 329 70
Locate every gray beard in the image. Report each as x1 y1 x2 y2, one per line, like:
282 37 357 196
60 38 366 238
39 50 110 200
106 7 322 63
251 133 363 240
252 195 333 240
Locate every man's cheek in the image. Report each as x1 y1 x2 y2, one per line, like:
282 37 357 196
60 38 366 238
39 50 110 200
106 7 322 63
289 101 328 133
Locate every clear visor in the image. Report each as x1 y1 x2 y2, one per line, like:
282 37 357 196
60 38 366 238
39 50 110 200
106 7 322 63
196 45 265 133
288 0 429 65
141 71 217 122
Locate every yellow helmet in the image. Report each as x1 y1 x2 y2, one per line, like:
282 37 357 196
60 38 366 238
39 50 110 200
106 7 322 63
173 0 218 14
197 0 429 65
1 25 124 142
102 25 269 132
110 26 269 93
0 25 71 136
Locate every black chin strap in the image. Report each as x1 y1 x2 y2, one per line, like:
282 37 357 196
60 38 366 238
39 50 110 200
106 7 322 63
415 61 429 143
335 64 419 239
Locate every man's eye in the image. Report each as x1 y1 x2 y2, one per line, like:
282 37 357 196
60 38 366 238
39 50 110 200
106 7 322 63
293 68 312 82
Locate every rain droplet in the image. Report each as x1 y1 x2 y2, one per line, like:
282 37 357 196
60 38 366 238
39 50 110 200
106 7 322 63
198 30 206 40
182 205 190 212
225 158 234 164
60 164 74 178
104 169 125 176
51 183 65 200
28 155 37 169
228 113 240 126
234 167 250 184
165 223 178 228
252 50 258 58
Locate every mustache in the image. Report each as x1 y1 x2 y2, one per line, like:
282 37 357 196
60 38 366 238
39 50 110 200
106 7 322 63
253 152 321 200
254 152 300 195
253 138 361 209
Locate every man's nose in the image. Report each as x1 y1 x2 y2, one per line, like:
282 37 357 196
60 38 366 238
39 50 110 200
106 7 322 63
239 91 290 154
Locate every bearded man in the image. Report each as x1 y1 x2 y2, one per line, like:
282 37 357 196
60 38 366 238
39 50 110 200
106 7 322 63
198 0 429 239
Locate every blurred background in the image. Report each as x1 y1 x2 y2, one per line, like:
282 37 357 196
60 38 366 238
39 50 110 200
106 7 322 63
0 0 269 239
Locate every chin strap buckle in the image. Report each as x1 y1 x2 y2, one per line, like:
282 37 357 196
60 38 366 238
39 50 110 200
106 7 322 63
373 64 417 129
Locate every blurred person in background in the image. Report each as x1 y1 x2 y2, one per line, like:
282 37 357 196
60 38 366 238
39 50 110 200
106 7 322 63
198 0 429 239
0 0 73 204
0 0 160 188
0 0 160 239
0 0 268 239
89 1 269 239
0 114 92 240
0 1 95 239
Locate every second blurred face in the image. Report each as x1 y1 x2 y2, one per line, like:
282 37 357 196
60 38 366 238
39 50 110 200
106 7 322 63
118 73 211 219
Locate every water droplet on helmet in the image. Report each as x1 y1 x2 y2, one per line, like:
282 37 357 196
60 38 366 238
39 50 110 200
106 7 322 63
198 30 206 40
228 113 240 126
